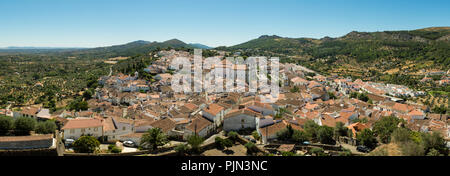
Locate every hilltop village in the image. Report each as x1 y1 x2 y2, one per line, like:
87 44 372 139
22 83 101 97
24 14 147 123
1 49 448 156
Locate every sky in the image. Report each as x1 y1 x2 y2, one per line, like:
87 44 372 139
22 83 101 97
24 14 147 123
0 0 449 48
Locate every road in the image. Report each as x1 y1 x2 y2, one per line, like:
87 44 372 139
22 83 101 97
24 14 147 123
340 143 366 155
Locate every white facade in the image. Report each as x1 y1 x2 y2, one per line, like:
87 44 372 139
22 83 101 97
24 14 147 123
223 114 259 131
63 126 103 140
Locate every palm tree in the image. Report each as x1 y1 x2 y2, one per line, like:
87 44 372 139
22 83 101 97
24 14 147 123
187 134 204 153
140 128 168 151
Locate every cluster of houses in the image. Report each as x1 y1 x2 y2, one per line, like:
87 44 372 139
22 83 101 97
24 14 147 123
2 50 448 149
420 69 450 86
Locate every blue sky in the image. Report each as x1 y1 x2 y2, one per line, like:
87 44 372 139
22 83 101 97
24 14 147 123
0 0 449 48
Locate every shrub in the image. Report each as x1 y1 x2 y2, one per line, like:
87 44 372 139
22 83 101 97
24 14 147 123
108 144 122 153
400 141 425 156
35 120 57 134
73 136 100 153
14 117 36 136
0 115 14 135
421 132 447 156
227 131 239 142
339 149 352 156
244 142 258 155
281 151 298 156
310 147 325 156
175 144 189 156
252 130 261 141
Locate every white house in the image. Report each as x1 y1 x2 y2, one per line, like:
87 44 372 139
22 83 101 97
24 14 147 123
223 108 261 132
409 109 426 120
183 116 214 140
202 104 225 127
62 118 103 140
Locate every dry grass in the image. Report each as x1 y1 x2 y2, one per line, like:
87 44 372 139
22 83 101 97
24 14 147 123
368 143 402 156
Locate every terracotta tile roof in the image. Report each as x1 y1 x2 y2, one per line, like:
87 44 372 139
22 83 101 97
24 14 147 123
62 118 103 130
150 118 176 133
409 109 424 116
260 121 290 137
347 122 369 137
305 103 319 110
225 108 261 119
393 103 413 113
291 77 308 84
102 117 116 131
20 107 39 116
185 116 213 133
305 111 320 120
203 104 225 116
183 103 198 111
321 114 337 127
113 117 134 124
0 134 53 142
134 119 155 127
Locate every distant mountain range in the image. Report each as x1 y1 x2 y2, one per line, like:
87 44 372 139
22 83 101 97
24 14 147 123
1 27 448 69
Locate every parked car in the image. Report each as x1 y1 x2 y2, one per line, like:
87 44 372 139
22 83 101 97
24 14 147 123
243 136 256 143
356 145 370 153
65 139 75 147
123 141 136 147
303 141 311 145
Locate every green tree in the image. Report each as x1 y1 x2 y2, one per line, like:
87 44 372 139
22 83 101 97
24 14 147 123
426 148 444 156
373 116 403 143
244 142 258 155
291 130 309 143
391 128 411 144
252 130 261 141
175 144 189 156
187 135 204 153
140 128 168 151
421 132 447 156
0 115 14 135
290 86 300 93
73 136 100 153
334 122 348 137
35 120 57 134
227 131 239 142
356 129 378 150
317 126 335 144
328 92 337 99
14 117 36 136
304 120 320 141
276 125 294 141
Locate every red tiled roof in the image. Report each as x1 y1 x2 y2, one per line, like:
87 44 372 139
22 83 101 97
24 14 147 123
185 116 213 133
150 118 176 133
203 104 225 116
62 118 103 130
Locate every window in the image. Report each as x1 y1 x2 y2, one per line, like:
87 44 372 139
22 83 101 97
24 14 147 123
94 128 98 131
70 129 75 134
122 127 126 130
81 128 85 133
